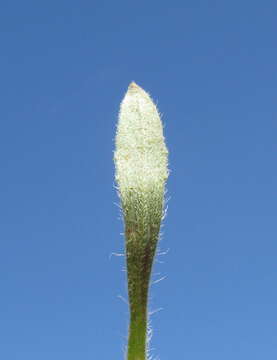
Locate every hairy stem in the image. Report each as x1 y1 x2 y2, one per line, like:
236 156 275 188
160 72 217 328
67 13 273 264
125 218 161 360
127 291 148 360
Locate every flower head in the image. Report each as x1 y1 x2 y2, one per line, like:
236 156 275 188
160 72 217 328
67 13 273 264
114 82 168 215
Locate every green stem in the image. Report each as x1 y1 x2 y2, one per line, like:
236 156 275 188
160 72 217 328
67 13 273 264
127 300 148 360
125 221 159 360
126 248 150 360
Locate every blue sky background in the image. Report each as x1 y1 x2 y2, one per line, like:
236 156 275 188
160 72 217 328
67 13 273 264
0 1 276 359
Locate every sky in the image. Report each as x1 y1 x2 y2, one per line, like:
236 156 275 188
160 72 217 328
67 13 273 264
0 1 276 359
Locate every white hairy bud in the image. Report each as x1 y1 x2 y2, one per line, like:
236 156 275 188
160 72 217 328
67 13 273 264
114 82 168 212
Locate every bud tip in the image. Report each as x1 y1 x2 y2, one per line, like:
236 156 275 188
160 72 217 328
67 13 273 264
128 81 141 91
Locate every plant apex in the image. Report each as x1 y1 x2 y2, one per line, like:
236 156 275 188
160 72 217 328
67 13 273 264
128 81 141 90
